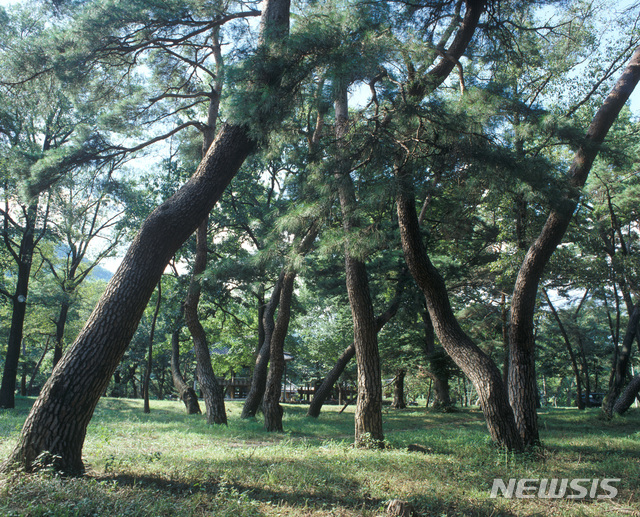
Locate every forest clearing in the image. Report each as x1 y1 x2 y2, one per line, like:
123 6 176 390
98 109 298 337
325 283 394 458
2 0 640 514
1 397 639 516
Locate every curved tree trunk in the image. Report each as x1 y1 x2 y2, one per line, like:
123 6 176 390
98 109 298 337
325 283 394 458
307 277 405 418
509 47 640 445
263 270 296 432
603 303 640 417
307 343 355 418
242 272 284 418
613 375 640 415
396 170 523 451
170 325 201 414
334 85 384 448
422 308 453 410
184 217 227 425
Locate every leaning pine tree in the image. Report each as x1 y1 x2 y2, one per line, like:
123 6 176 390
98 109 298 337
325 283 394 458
2 0 292 474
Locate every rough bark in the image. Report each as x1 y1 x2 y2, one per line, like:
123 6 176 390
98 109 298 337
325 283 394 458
143 281 162 414
4 117 259 473
170 325 201 414
613 375 640 415
602 303 640 418
509 47 640 445
242 272 284 418
263 270 296 432
307 275 405 418
333 85 384 447
0 201 39 409
185 217 227 425
396 171 523 451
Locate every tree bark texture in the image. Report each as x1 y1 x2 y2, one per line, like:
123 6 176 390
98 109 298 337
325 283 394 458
307 281 405 418
396 172 523 451
170 325 201 414
603 303 640 418
185 217 227 425
263 270 296 432
242 272 284 418
3 123 253 473
0 201 38 409
613 375 640 415
508 46 640 445
3 0 293 470
333 86 384 447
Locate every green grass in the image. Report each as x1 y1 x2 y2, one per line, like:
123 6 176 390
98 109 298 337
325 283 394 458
1 397 639 516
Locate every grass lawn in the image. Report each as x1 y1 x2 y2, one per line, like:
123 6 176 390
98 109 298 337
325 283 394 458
1 397 639 516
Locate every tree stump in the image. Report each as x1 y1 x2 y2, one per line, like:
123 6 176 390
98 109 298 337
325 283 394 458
386 499 416 517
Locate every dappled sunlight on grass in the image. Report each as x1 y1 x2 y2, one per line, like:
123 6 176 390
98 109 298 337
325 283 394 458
1 397 639 516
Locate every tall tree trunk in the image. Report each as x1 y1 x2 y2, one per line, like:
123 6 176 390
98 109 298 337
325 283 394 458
184 217 227 425
143 281 162 414
307 273 405 418
392 369 407 409
27 337 51 394
263 271 296 432
602 303 640 417
0 201 38 409
334 86 384 447
1 27 291 470
395 169 523 451
262 223 318 430
170 324 201 414
508 47 640 445
242 272 284 418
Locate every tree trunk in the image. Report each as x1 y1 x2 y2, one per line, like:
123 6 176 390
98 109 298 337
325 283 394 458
143 281 162 414
242 272 284 418
334 86 384 448
170 325 201 414
602 303 640 417
0 201 38 409
307 343 355 418
185 217 227 425
52 301 70 368
392 369 407 409
3 0 292 473
307 273 406 418
613 375 640 415
508 47 640 446
396 169 523 451
263 271 296 432
4 115 261 472
422 308 453 410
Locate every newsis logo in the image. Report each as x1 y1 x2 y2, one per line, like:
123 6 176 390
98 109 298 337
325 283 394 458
489 478 620 499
